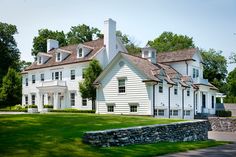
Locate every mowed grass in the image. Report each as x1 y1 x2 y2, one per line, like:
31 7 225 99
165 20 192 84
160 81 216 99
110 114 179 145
0 113 228 157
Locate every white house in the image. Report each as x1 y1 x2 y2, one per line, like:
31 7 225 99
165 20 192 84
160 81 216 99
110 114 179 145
22 18 127 111
94 46 218 119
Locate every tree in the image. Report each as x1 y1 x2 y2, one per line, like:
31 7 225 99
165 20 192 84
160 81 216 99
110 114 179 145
201 49 228 92
229 52 236 63
79 60 102 110
227 68 236 96
0 22 20 85
148 31 195 52
17 60 32 71
0 68 22 107
67 24 101 45
32 29 67 56
116 30 141 55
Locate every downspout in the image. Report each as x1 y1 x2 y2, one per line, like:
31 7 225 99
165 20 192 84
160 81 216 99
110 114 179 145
182 87 187 119
193 89 198 119
168 84 173 118
153 84 156 117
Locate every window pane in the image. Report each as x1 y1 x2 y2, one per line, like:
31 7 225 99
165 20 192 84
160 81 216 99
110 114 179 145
71 70 75 80
70 93 75 106
55 72 59 80
158 109 164 116
173 110 178 116
32 75 35 83
82 98 87 106
41 74 44 81
130 105 137 112
118 79 126 93
107 106 114 112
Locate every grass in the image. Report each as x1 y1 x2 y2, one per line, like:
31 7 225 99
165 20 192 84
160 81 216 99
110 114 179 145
0 113 228 157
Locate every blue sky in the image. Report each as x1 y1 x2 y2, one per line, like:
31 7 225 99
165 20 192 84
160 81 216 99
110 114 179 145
0 0 235 72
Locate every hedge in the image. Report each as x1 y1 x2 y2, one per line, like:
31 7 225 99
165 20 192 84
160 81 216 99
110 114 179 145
43 105 53 108
28 105 38 108
0 109 27 112
50 109 95 113
215 110 232 117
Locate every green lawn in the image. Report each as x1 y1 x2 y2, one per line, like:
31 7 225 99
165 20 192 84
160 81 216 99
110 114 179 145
0 113 228 157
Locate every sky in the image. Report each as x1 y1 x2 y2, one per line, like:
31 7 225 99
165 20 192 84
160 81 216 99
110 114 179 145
0 0 236 72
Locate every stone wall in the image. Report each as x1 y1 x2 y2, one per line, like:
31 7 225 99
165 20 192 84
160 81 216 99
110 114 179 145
83 120 210 147
208 117 236 132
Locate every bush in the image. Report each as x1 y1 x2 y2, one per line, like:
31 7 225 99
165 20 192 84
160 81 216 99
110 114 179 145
15 104 22 110
43 104 53 108
28 104 38 108
50 109 95 113
215 110 232 117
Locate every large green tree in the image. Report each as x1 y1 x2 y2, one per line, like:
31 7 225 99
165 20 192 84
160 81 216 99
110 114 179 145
67 24 101 45
201 49 227 92
32 29 67 56
0 22 20 84
79 60 102 110
229 52 236 63
148 31 195 52
226 68 236 96
0 68 22 107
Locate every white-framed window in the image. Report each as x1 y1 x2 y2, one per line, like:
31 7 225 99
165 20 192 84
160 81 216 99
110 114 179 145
40 73 44 82
71 70 75 80
25 95 28 105
70 92 75 106
144 51 149 57
154 109 157 116
193 68 199 78
107 105 114 112
38 56 42 64
187 88 190 96
159 80 163 93
212 96 215 108
31 94 36 105
82 98 87 106
184 110 191 116
130 105 138 112
78 48 83 58
174 83 178 95
118 79 126 93
170 110 178 116
158 109 164 116
25 78 28 86
55 72 59 80
56 52 61 61
32 75 35 84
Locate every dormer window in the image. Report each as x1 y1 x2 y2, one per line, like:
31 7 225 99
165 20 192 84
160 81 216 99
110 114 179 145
144 51 149 58
38 56 42 64
56 52 61 62
78 48 83 58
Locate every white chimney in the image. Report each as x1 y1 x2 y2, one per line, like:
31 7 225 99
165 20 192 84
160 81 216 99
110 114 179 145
104 18 116 63
47 39 59 52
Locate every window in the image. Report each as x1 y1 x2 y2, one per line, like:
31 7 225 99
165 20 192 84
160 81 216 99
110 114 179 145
57 53 61 61
82 98 87 106
202 94 206 108
25 95 28 105
158 109 164 116
130 105 137 112
143 51 149 58
159 81 163 93
78 48 83 57
82 69 86 79
170 110 178 116
31 94 35 105
55 72 59 80
71 70 75 80
25 78 28 86
193 68 199 78
70 93 75 106
107 105 114 112
152 51 155 58
40 74 44 82
184 110 191 116
187 88 190 96
174 83 178 95
118 79 126 93
32 75 35 84
52 72 54 80
212 96 215 108
38 56 42 64
154 109 157 116
60 71 62 80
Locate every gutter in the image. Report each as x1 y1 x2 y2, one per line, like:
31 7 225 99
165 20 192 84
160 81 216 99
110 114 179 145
153 84 156 117
185 61 188 75
168 84 174 118
182 87 187 119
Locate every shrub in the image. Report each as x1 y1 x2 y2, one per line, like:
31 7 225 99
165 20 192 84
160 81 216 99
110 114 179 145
0 109 27 112
43 104 53 108
15 104 23 110
215 110 232 117
50 109 95 113
28 104 38 108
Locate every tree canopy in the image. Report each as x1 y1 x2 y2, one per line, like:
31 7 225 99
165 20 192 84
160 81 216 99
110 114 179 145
200 49 227 92
67 24 101 45
79 60 102 110
0 68 22 106
32 29 67 56
148 31 195 52
0 22 20 84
